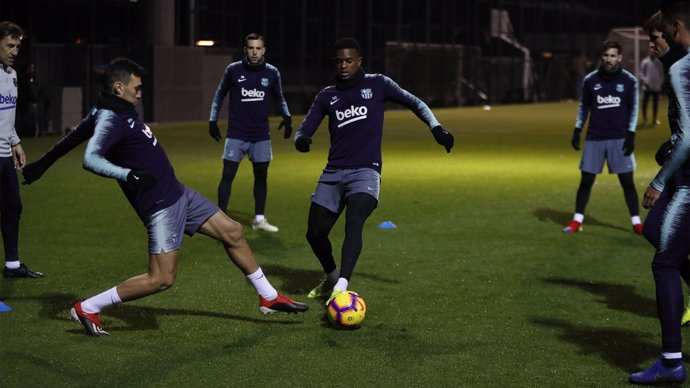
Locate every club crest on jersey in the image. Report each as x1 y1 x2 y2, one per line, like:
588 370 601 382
361 88 373 99
616 84 624 92
261 78 269 87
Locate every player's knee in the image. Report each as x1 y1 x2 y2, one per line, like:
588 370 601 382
221 218 246 245
1 201 22 218
621 181 635 191
150 274 176 292
158 278 175 292
306 226 328 244
253 169 268 181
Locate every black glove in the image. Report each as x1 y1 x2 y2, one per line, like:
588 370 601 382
294 134 312 153
571 127 582 150
126 170 156 192
21 158 51 185
209 120 222 142
431 126 454 153
278 116 293 139
655 140 673 166
622 131 635 156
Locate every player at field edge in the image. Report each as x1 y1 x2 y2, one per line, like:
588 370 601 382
563 40 642 235
639 45 665 126
0 21 42 279
640 11 690 329
21 58 307 336
208 33 292 233
294 37 454 299
628 2 690 385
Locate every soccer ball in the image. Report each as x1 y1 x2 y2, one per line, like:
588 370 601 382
326 291 366 328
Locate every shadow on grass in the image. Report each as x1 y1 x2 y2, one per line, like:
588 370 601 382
7 292 303 336
543 277 657 318
532 208 629 233
531 317 657 372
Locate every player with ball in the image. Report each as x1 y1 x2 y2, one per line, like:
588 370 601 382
294 37 455 306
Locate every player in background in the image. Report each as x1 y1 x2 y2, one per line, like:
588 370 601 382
640 45 665 126
208 33 291 233
563 40 642 235
23 58 307 336
294 37 454 299
0 21 42 279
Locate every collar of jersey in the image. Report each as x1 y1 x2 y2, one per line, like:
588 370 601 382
242 57 266 72
96 91 136 114
335 67 365 90
597 65 622 81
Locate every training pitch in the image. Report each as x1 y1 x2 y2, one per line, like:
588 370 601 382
1 101 674 386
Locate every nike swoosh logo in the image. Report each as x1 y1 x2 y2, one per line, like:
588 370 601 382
330 99 339 105
238 78 247 83
129 122 135 128
132 175 140 180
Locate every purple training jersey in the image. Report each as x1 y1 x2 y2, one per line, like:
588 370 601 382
575 67 638 141
209 60 290 142
83 94 184 221
296 73 440 173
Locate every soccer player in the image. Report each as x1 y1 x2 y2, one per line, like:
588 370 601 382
23 58 307 336
0 21 42 279
640 46 665 126
628 2 690 384
563 40 642 235
208 33 291 232
294 37 454 299
640 11 690 326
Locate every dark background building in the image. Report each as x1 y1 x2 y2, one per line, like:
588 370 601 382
0 0 660 133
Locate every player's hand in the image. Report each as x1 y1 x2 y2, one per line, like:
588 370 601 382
643 185 661 209
571 127 582 150
431 126 454 153
294 134 312 153
654 140 673 166
21 158 50 185
126 170 156 192
622 131 635 156
11 143 25 169
209 121 222 142
278 116 293 139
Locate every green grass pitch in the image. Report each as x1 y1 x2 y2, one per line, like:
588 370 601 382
0 101 675 386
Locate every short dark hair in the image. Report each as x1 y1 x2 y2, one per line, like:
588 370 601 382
661 0 690 13
0 21 23 40
245 33 264 46
643 11 663 34
601 40 622 55
661 1 690 26
333 37 361 54
103 57 145 91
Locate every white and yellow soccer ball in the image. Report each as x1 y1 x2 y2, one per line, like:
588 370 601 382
326 291 366 328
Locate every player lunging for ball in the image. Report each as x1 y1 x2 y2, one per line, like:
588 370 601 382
294 37 454 299
23 58 307 336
